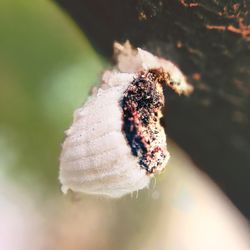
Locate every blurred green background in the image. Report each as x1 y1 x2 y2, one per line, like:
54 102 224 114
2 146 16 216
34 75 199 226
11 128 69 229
0 0 104 190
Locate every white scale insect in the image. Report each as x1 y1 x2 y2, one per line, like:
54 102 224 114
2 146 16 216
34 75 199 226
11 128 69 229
59 41 193 198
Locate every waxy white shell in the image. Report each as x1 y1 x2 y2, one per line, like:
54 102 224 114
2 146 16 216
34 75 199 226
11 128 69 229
60 73 151 197
59 41 192 198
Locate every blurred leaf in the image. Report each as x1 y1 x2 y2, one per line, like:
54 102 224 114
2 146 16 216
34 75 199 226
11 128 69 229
0 0 105 189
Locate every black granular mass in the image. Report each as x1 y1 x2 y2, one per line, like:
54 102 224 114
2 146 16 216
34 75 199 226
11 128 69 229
121 70 167 173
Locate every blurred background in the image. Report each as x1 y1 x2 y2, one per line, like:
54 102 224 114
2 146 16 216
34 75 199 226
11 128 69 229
0 0 105 188
0 1 249 250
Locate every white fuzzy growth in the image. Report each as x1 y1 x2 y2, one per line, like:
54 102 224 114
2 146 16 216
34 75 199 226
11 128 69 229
59 73 150 198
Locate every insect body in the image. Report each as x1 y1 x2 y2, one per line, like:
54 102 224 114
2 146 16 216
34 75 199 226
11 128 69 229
59 41 193 198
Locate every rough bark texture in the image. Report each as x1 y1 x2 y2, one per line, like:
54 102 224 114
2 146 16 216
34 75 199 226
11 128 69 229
55 0 250 218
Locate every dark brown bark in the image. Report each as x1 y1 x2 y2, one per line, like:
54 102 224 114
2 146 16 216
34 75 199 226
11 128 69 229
54 0 250 218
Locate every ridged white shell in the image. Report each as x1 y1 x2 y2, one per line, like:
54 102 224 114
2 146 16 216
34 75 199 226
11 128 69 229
60 74 150 197
59 41 193 198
